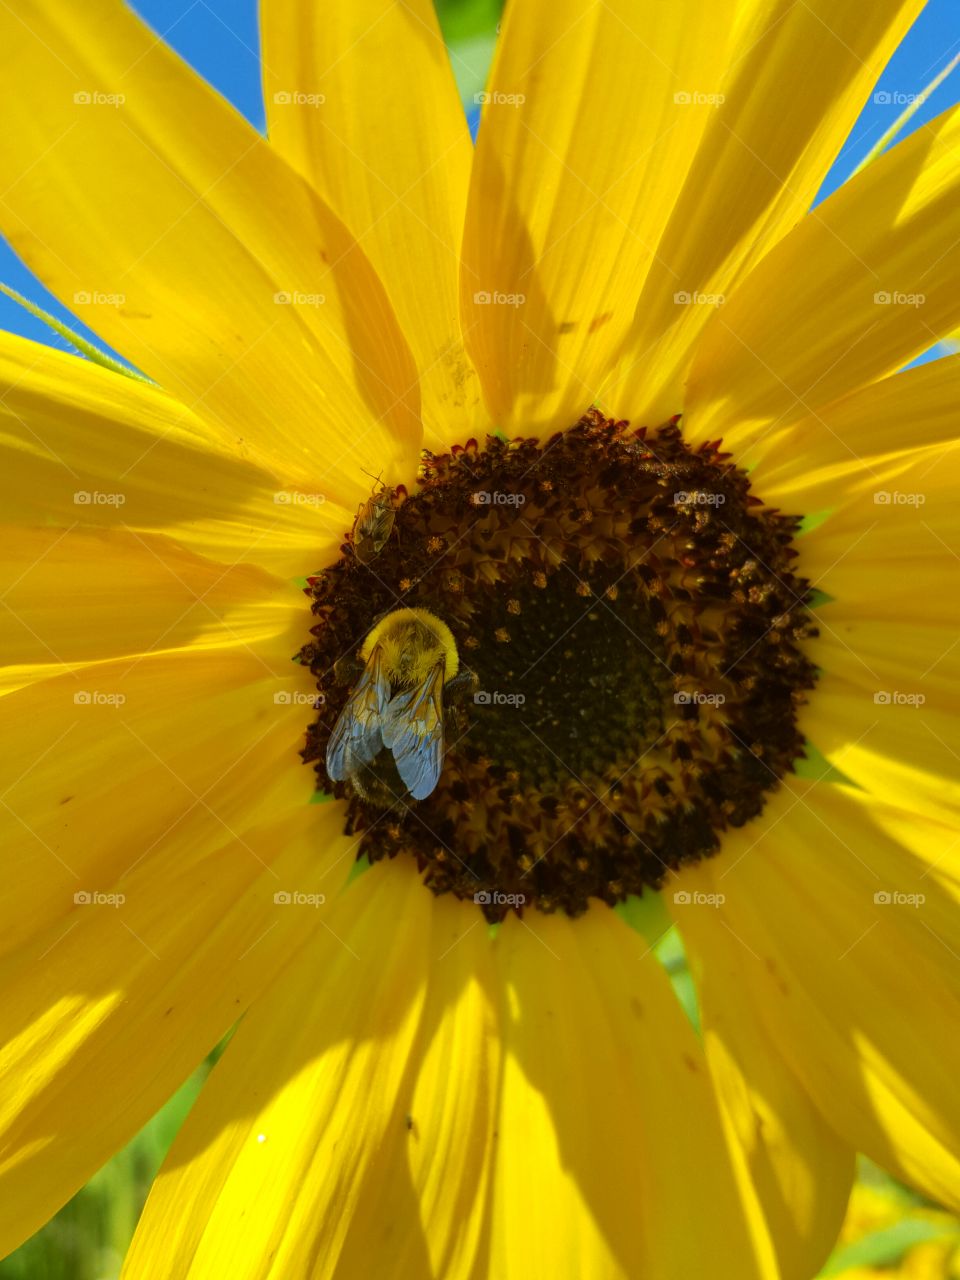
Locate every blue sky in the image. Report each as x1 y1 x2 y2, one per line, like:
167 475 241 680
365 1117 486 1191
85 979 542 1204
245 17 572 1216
1 0 957 358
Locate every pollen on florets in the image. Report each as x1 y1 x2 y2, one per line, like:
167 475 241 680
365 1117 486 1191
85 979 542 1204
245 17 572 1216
299 410 818 921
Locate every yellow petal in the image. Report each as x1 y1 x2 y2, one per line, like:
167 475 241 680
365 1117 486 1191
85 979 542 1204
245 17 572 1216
393 911 498 1280
796 432 960 713
746 353 960 510
262 0 486 449
801 674 960 826
0 757 353 1258
686 105 960 447
0 0 420 498
810 621 960 715
669 893 855 1280
792 438 960 819
798 436 958 593
0 526 299 694
123 860 497 1279
309 885 498 1280
460 0 736 434
125 867 789 1278
697 777 960 1212
488 906 774 1278
603 0 924 428
0 332 349 580
0 652 322 958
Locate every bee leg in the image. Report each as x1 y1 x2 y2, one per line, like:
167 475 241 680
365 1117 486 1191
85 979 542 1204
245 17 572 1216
444 669 479 705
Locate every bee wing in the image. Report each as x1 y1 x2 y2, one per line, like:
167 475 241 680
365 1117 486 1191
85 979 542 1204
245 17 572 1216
381 661 446 800
325 645 389 782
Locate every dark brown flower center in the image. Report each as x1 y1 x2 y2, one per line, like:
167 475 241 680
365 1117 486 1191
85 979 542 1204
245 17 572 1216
299 410 818 920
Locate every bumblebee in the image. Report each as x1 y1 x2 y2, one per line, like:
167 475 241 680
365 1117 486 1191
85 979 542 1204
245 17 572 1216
326 607 474 804
351 478 397 564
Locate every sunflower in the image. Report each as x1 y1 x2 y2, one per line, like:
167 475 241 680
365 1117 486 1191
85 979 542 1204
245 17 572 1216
1 0 958 1277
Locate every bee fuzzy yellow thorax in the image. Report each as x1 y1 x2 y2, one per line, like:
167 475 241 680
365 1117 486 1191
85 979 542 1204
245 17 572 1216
360 608 460 687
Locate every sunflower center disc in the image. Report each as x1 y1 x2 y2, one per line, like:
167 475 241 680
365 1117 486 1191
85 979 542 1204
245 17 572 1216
300 411 818 920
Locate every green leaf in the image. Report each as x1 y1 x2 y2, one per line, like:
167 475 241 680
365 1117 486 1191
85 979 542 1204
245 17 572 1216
851 51 960 177
446 33 498 108
0 1060 212 1280
0 282 150 383
616 893 701 1032
806 587 835 608
434 0 501 44
798 508 833 536
615 890 672 944
819 1217 960 1275
439 0 502 108
346 852 373 883
794 741 861 788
